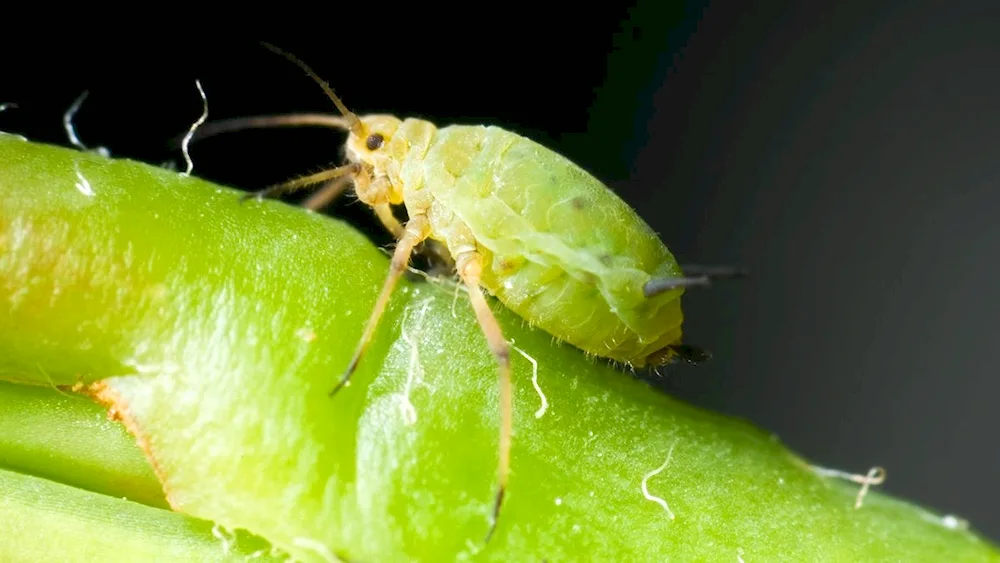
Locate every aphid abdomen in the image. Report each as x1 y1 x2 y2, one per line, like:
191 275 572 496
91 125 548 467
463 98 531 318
486 253 674 363
420 125 686 366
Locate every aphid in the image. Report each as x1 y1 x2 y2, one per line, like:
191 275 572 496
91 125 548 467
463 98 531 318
194 43 743 542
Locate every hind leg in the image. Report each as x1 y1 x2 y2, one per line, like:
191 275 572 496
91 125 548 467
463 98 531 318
455 250 512 543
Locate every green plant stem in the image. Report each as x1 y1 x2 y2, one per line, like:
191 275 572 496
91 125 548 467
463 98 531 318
0 133 996 561
0 381 166 508
0 467 276 562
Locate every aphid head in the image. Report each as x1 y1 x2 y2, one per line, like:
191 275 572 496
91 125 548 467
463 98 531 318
338 114 404 206
344 114 402 166
261 43 404 204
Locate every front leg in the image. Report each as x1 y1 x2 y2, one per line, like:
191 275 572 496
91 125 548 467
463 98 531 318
330 214 431 396
241 163 361 203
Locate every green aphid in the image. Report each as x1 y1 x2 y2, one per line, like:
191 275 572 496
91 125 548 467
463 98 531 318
195 43 742 544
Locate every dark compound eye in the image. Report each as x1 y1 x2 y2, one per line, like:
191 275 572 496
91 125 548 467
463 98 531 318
365 133 385 151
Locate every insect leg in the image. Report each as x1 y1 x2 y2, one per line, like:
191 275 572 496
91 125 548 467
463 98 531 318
372 203 405 239
330 214 431 396
346 170 406 239
301 175 353 211
242 162 360 203
455 251 512 543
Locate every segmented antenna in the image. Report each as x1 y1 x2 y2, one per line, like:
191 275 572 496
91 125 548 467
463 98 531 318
259 42 364 138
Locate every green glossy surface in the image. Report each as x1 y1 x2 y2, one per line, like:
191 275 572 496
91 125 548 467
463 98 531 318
0 134 996 561
0 468 276 563
0 381 165 508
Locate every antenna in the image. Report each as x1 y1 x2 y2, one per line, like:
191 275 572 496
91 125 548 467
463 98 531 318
259 42 364 137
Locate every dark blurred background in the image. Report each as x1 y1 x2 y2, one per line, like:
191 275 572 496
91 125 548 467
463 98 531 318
4 0 998 542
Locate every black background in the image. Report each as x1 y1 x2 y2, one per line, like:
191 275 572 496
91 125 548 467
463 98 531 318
4 0 999 543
